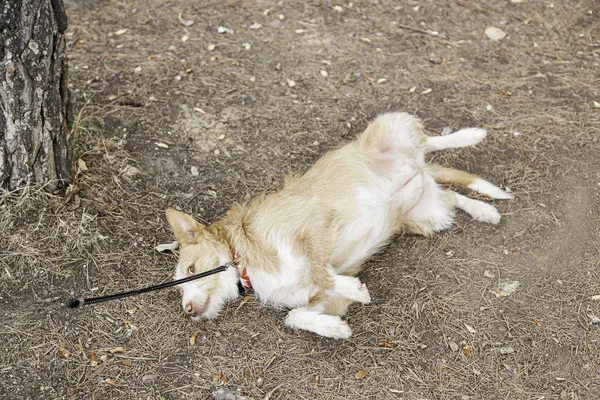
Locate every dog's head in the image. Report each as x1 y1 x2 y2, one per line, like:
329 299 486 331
165 209 240 320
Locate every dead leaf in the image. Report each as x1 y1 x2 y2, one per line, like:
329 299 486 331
500 347 515 355
463 345 472 356
492 280 520 297
59 343 70 358
178 13 194 27
109 347 127 354
90 352 97 362
105 378 116 385
354 370 368 379
213 372 228 385
155 241 179 252
142 374 158 382
119 360 132 367
190 331 200 345
313 375 319 388
114 29 128 36
377 341 392 348
532 318 542 327
77 159 88 172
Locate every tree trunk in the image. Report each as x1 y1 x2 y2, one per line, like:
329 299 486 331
0 0 72 191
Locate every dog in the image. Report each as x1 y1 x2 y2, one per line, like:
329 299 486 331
165 112 512 339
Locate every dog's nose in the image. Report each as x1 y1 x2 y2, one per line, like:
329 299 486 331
184 302 203 317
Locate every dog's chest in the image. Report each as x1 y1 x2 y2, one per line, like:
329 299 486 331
247 242 317 308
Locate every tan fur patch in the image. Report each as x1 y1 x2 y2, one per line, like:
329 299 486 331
425 164 478 187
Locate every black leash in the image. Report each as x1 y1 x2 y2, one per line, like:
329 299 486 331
66 260 240 308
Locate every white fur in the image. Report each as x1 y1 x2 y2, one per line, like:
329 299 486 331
468 178 513 199
453 193 502 224
248 242 317 308
332 275 371 304
285 308 352 339
427 128 487 151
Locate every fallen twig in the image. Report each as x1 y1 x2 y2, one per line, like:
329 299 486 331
397 24 448 39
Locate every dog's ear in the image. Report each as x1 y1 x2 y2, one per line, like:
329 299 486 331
165 209 205 244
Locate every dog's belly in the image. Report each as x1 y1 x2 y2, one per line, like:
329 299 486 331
332 187 398 274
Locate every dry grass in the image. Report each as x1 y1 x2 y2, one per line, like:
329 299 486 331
1 0 600 399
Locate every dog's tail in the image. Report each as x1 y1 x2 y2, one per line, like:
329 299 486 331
424 128 488 153
425 165 513 199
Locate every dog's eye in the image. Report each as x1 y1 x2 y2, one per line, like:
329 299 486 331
188 265 195 275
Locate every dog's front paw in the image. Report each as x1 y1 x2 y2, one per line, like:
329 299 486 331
333 276 372 304
285 310 353 339
327 320 353 340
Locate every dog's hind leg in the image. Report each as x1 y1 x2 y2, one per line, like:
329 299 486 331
442 190 502 224
425 128 487 153
426 164 513 199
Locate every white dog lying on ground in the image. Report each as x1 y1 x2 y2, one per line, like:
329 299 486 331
165 112 512 339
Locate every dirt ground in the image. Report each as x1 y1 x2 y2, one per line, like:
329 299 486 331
1 0 599 399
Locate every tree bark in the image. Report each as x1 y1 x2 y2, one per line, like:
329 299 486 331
0 0 72 191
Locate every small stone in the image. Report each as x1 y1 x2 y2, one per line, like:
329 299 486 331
485 27 507 41
249 76 256 82
320 70 328 77
500 347 515 354
243 43 251 50
278 14 285 20
208 44 216 51
429 54 443 64
287 79 296 88
249 23 262 30
190 166 199 176
217 26 234 34
449 342 459 352
214 149 220 156
421 88 432 94
484 270 495 279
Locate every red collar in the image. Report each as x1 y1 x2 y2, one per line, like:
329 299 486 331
229 244 251 290
238 267 252 290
